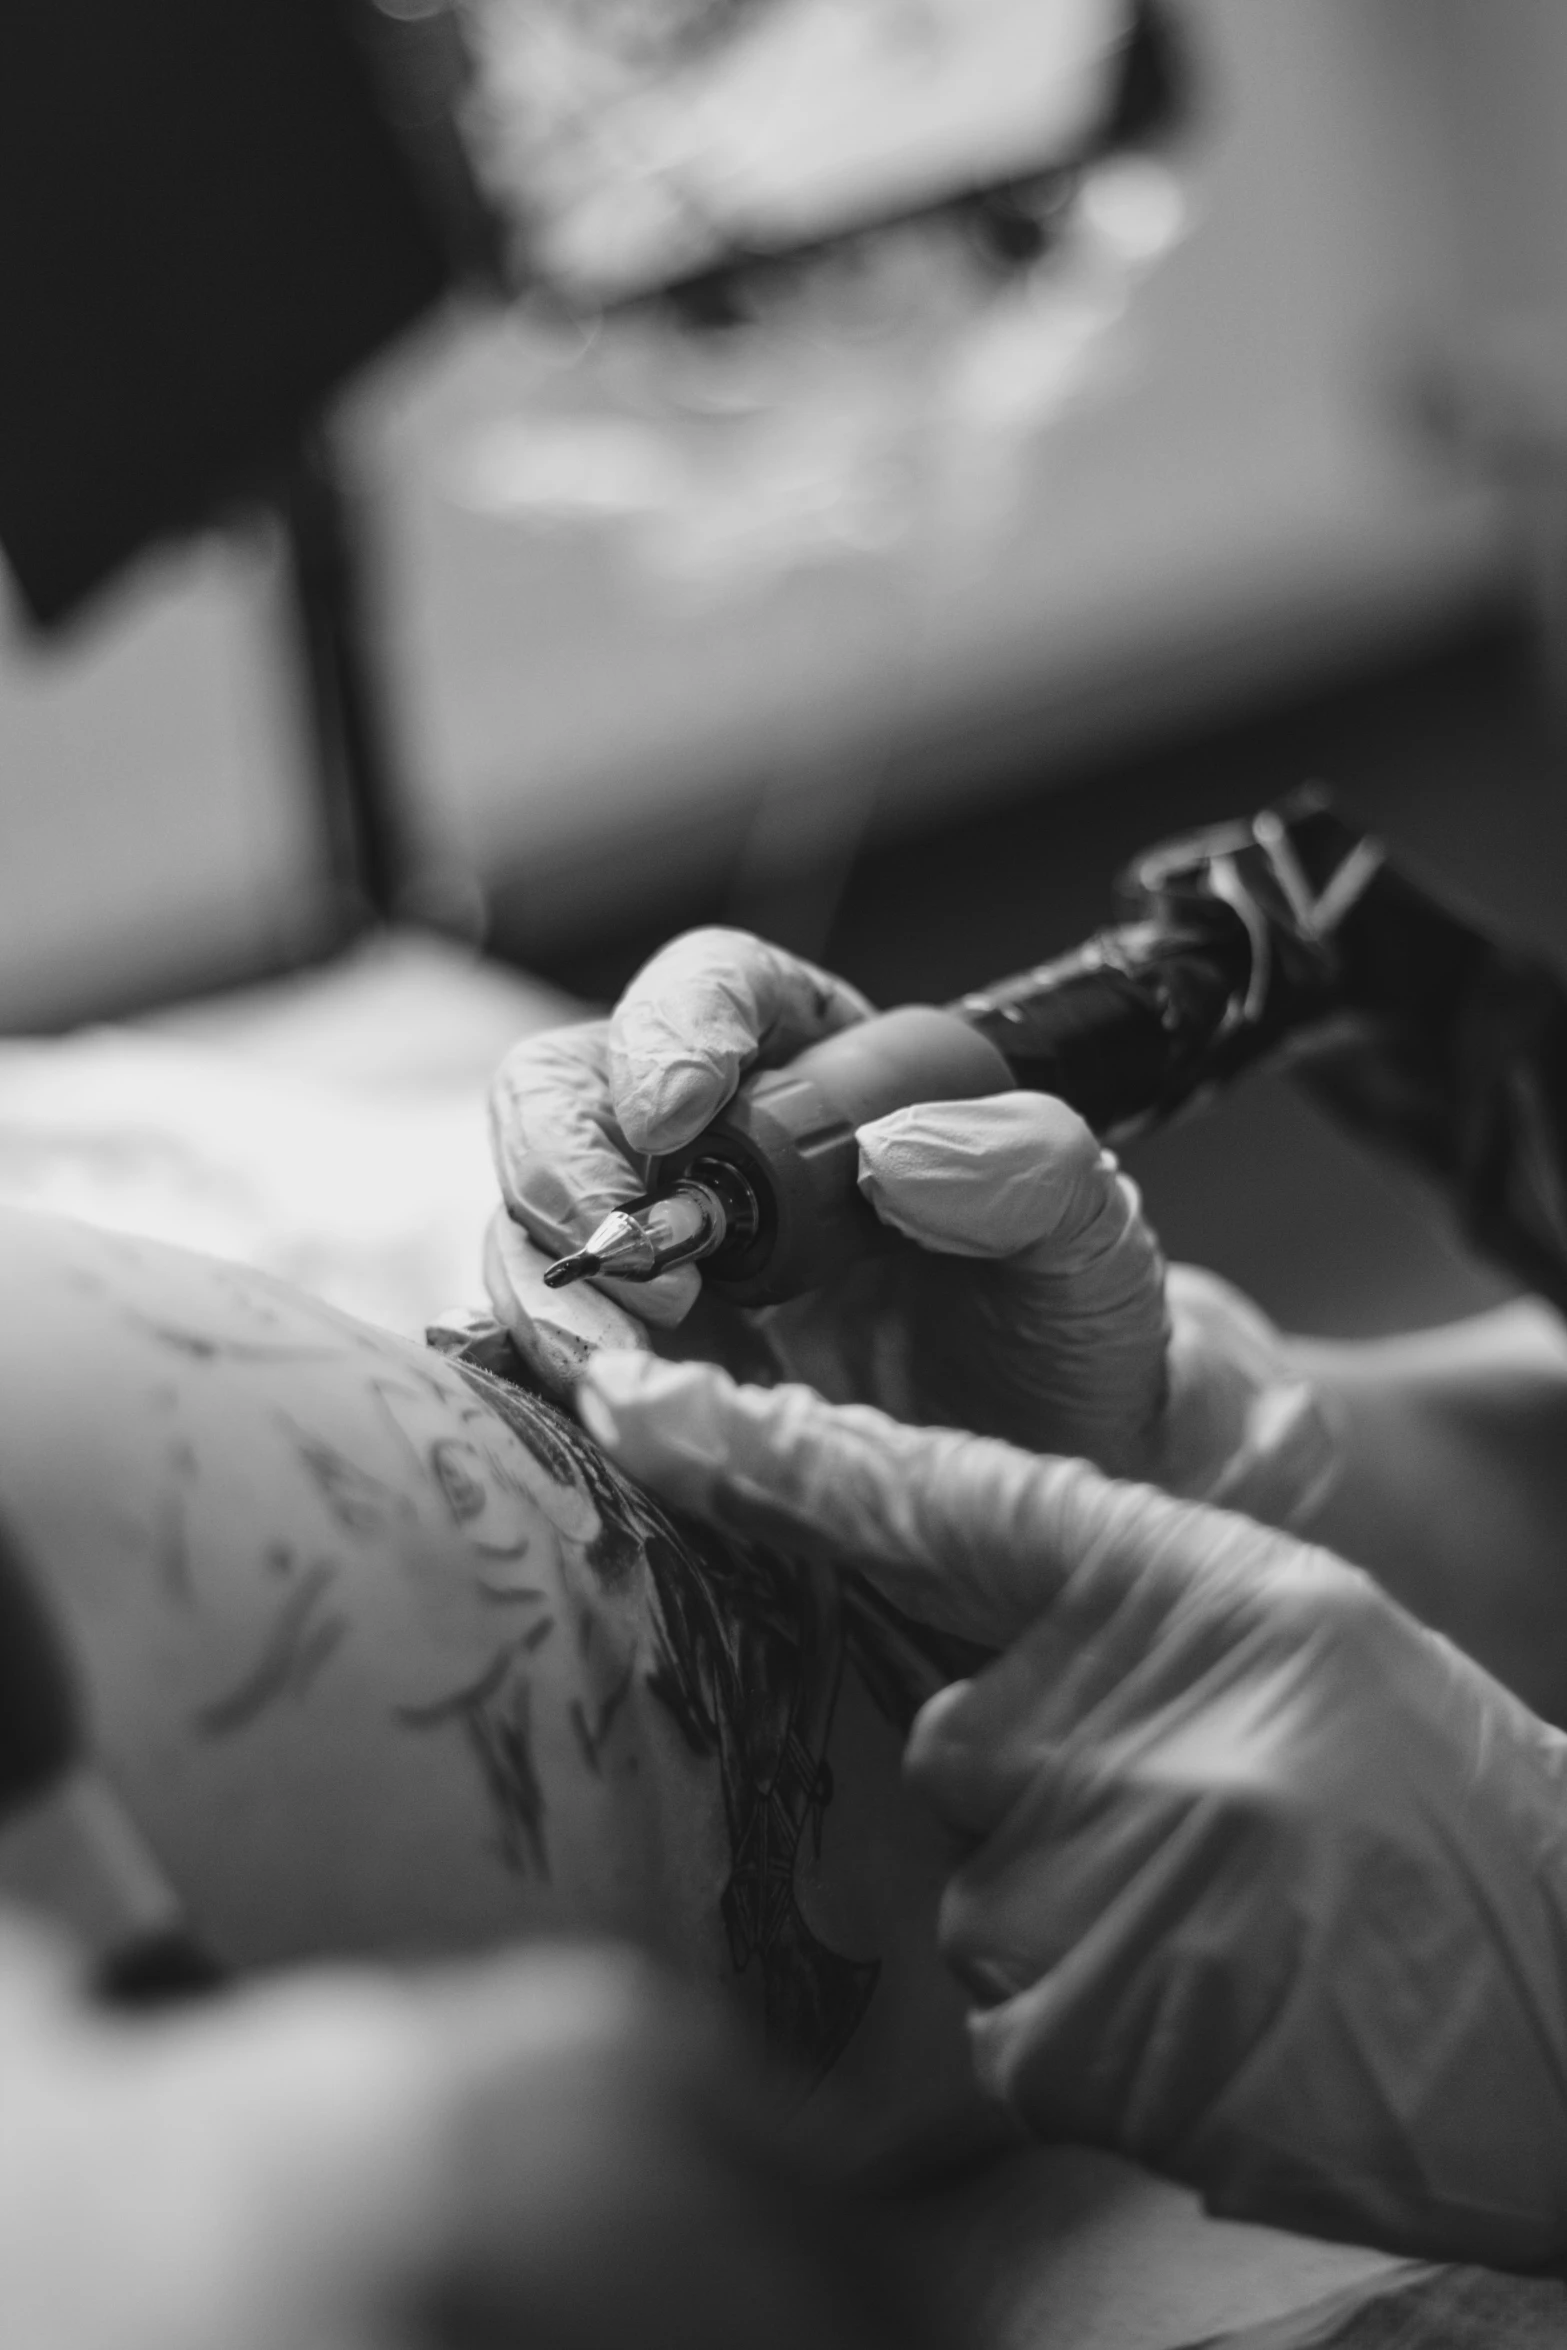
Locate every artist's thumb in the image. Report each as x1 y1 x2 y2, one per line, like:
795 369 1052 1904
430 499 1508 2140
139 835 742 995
855 1092 1120 1262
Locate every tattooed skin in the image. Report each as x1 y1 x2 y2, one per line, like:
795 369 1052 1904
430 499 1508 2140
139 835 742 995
195 1558 349 1737
445 1344 987 2081
0 1210 988 2140
446 1351 885 2078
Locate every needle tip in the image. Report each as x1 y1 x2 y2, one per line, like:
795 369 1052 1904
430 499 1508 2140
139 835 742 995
543 1252 599 1290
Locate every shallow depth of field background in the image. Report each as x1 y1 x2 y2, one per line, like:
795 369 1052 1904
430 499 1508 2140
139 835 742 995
10 0 1567 1338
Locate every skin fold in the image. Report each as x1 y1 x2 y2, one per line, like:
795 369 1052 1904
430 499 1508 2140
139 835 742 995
0 1208 995 2165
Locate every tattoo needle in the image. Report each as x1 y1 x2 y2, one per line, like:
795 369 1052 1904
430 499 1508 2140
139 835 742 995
542 1182 746 1290
543 1248 602 1290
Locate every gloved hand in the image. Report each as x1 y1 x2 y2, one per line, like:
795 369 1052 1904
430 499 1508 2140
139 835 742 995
0 1921 921 2350
575 1348 1567 2271
489 928 1336 1509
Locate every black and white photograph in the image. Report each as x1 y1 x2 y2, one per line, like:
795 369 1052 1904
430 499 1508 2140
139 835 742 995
4 6 1567 2345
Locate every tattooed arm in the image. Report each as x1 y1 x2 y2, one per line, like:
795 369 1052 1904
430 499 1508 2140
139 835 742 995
0 1208 991 2161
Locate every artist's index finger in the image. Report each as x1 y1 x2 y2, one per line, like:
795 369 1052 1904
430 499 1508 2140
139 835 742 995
608 930 873 1156
489 1021 644 1250
576 1352 1080 1647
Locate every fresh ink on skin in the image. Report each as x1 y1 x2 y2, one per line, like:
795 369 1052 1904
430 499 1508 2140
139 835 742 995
153 1437 199 1604
194 1559 348 1738
568 1660 635 1777
472 1672 550 1880
371 1378 536 1564
117 1250 391 1367
399 1646 550 1881
32 1222 965 2090
476 1579 550 1609
448 1351 884 2079
429 1439 490 1527
396 1648 516 1729
284 1423 412 1541
135 1323 340 1367
443 1342 984 2081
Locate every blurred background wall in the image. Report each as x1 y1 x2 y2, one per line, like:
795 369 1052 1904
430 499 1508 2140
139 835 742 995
0 535 325 1027
4 0 1566 1026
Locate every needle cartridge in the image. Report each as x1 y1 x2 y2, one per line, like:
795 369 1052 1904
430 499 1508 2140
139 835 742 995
542 1167 757 1289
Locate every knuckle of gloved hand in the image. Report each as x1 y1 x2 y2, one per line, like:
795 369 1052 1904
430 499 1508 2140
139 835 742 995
1164 1261 1279 1353
1014 1097 1108 1239
1032 1091 1102 1169
505 1157 592 1246
489 1030 549 1112
497 1019 608 1097
1258 1543 1386 1649
641 927 777 1033
903 1683 980 1799
490 1026 610 1172
613 940 766 1142
936 1872 1036 2005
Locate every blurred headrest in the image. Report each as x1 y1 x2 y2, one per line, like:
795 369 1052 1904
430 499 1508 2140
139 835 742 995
0 0 494 629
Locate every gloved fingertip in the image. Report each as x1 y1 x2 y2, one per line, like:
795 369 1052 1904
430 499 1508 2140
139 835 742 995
904 1681 1026 1837
905 1680 977 1780
614 1060 733 1156
577 1354 735 1504
575 1376 624 1455
853 1121 974 1255
597 1263 702 1328
854 1094 1111 1260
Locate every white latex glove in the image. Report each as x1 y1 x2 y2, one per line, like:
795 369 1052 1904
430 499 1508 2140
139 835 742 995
489 928 1335 1507
577 1350 1567 2271
0 1921 899 2350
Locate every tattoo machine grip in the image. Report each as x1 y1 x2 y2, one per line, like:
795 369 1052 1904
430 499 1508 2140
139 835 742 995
659 788 1365 1307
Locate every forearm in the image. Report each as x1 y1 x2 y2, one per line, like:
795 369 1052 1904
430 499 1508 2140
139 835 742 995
1291 1302 1567 1724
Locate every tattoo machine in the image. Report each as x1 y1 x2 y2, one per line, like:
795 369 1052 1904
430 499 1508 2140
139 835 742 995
545 786 1567 1315
0 1517 223 2006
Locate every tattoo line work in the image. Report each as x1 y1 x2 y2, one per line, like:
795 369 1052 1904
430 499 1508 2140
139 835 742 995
448 1355 899 2082
194 1560 348 1737
569 1660 635 1777
129 1313 339 1367
285 1421 413 1541
395 1648 516 1728
370 1379 535 1564
374 1329 975 2081
152 1437 199 1604
399 1644 550 1881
